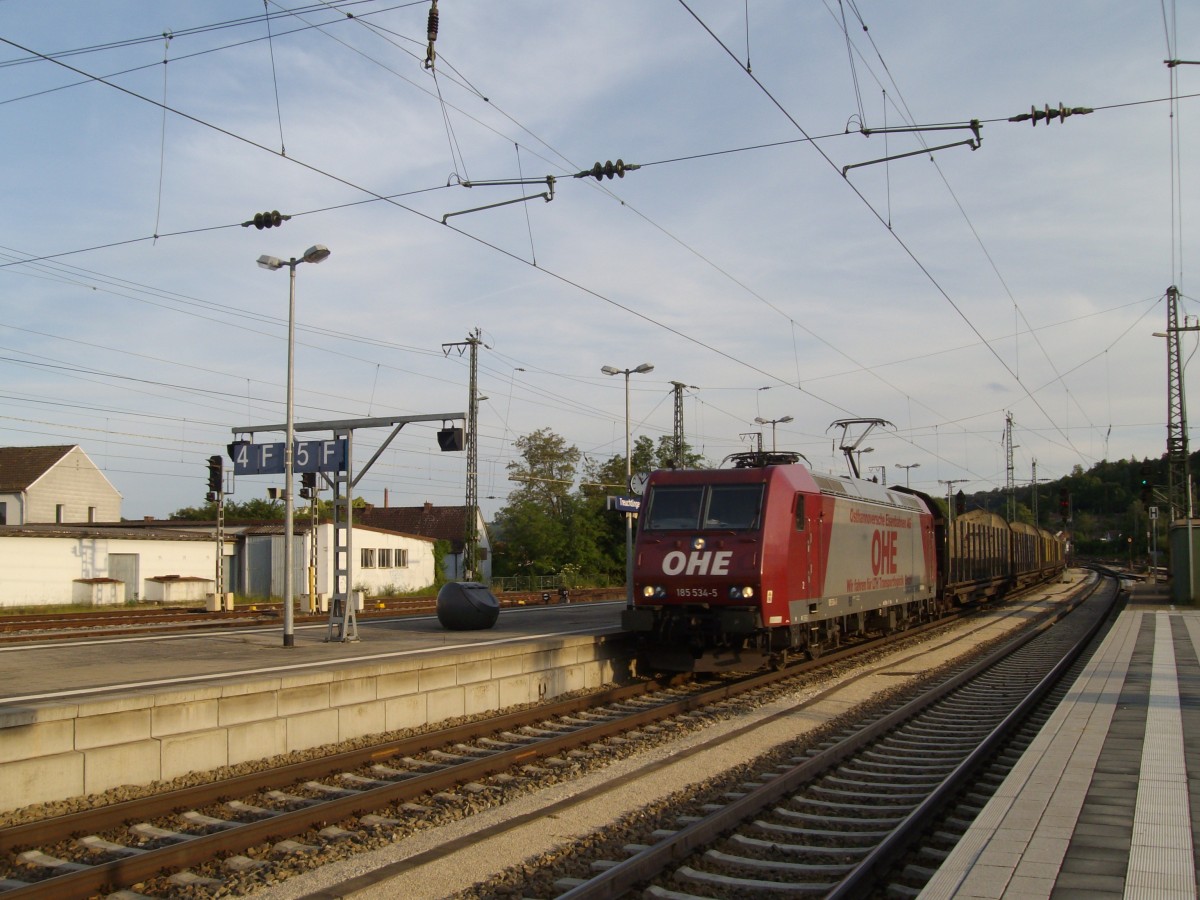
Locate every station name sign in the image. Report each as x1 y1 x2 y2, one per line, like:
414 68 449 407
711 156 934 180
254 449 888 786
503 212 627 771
228 439 347 476
607 495 642 513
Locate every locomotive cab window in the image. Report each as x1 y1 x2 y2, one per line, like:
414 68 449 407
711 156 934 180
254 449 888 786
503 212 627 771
704 485 763 530
794 494 805 530
644 486 704 530
644 483 764 531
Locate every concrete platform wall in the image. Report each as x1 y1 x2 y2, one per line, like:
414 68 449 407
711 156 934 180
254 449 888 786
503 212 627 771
0 634 633 813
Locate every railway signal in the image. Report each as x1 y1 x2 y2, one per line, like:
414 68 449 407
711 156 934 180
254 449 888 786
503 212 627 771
206 455 223 498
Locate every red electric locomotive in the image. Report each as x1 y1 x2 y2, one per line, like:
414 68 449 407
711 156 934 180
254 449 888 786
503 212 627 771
623 452 943 671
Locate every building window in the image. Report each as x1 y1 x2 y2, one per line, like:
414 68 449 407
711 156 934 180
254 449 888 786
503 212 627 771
0 501 6 525
361 548 376 568
88 506 97 524
378 548 392 568
56 504 65 524
396 548 408 568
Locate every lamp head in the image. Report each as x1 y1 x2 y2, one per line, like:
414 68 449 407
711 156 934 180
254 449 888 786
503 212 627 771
302 244 331 265
634 362 654 374
257 254 284 271
779 415 794 424
754 417 766 424
601 366 621 376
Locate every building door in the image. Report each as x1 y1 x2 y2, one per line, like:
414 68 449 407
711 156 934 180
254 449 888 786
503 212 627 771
109 553 139 602
245 537 272 598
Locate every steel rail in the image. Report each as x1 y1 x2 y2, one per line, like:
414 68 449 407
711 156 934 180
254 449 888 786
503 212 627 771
0 607 981 897
554 574 1108 899
0 585 1062 897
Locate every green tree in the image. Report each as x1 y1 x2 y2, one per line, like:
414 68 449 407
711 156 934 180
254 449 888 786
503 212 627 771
493 429 582 577
170 498 284 522
654 434 708 469
301 496 368 519
506 428 580 517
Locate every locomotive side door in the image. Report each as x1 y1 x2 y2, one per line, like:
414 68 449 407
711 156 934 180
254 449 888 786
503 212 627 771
787 492 810 612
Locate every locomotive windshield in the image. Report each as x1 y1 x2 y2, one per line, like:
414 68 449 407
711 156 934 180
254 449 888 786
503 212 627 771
643 483 764 531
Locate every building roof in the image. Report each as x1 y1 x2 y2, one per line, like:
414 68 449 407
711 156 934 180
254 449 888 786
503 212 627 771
0 445 76 492
357 503 479 549
0 523 230 542
237 522 434 543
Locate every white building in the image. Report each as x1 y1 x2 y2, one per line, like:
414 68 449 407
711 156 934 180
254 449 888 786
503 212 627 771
0 445 122 526
236 522 436 601
0 524 230 607
0 521 436 608
357 502 492 582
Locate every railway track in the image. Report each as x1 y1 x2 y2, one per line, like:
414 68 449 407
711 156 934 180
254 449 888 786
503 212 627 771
0 598 1015 898
517 572 1119 899
0 579 1092 898
0 589 617 642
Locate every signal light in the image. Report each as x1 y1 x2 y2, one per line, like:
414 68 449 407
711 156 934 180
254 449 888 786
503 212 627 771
437 427 464 452
206 455 223 494
954 490 965 516
1059 487 1069 520
299 471 316 500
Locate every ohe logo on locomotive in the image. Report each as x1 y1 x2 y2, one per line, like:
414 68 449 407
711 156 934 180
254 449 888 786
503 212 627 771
661 550 732 576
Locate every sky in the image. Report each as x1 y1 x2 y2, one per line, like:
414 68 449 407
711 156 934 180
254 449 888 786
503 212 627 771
0 1 1195 523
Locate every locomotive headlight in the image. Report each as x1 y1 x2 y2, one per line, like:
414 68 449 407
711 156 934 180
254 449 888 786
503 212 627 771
642 585 655 598
642 585 666 599
729 585 755 600
741 585 755 599
691 537 706 551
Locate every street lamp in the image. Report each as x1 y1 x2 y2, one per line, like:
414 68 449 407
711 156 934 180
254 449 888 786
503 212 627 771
602 362 654 608
257 244 331 647
753 415 793 451
896 462 920 488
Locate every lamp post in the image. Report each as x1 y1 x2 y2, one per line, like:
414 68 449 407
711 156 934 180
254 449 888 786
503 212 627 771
257 244 331 647
896 462 920 488
602 362 654 608
753 415 793 451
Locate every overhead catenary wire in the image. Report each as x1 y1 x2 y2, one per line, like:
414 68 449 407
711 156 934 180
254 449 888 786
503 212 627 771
676 0 1092 472
0 3 1176 508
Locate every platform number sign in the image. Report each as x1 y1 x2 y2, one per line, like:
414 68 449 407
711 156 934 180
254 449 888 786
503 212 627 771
228 439 347 476
1149 506 1159 520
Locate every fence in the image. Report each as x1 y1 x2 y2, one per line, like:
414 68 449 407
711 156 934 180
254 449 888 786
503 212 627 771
490 574 618 593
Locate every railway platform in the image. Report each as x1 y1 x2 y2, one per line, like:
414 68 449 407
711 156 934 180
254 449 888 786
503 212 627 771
0 602 627 812
920 579 1198 899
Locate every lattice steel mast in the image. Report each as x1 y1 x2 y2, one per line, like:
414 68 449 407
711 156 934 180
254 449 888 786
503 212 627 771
670 381 688 468
1004 412 1016 522
444 329 484 580
1165 286 1190 522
